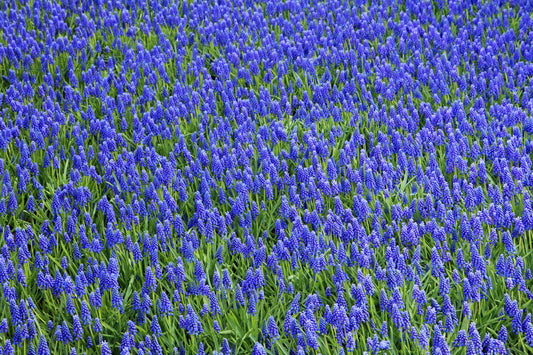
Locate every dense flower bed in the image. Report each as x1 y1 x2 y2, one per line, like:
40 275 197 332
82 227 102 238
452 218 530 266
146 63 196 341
0 0 533 354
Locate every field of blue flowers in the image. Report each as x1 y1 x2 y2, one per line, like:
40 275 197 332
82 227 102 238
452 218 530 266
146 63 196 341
1 0 533 354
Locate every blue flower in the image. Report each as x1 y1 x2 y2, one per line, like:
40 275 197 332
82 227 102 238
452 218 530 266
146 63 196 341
73 315 83 340
213 320 221 333
60 320 73 343
468 323 482 351
94 318 102 333
101 341 112 355
498 325 508 343
453 329 468 347
252 342 266 355
151 316 162 337
525 322 533 347
4 339 14 355
7 191 17 214
160 291 173 316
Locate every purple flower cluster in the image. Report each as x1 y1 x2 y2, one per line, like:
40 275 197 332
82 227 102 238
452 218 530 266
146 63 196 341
0 0 532 353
